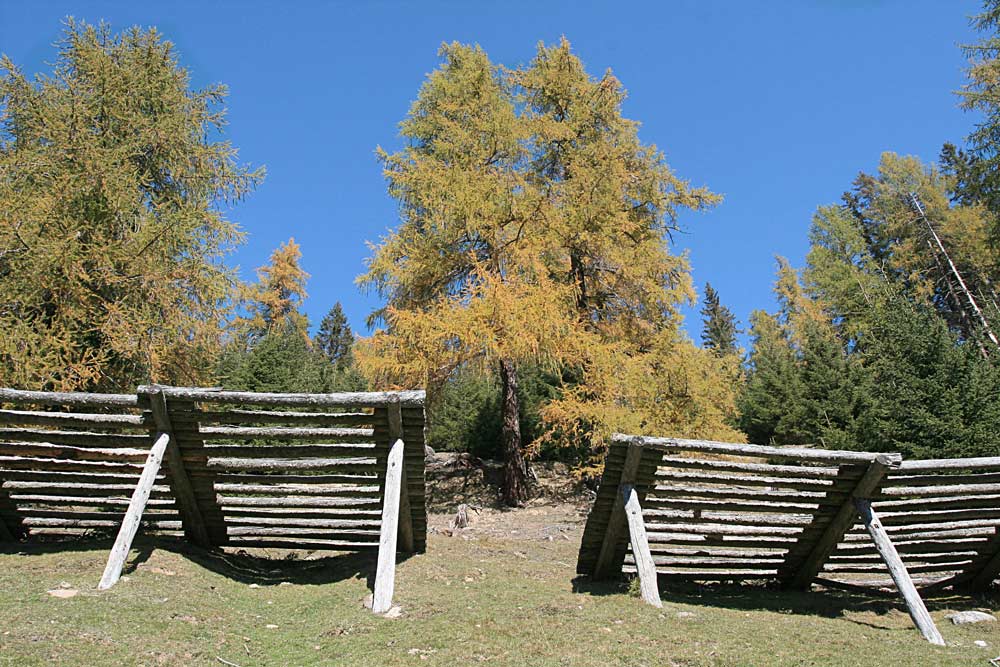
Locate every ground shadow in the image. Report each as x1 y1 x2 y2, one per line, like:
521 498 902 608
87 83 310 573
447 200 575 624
0 535 416 590
572 574 998 627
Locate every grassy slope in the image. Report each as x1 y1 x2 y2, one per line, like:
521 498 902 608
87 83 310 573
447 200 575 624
1 511 999 667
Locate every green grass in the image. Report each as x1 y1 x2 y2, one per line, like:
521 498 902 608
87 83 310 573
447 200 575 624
1 516 999 666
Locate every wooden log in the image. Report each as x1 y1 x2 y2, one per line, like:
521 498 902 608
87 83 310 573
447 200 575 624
874 494 1000 512
643 496 829 514
657 456 845 479
644 509 814 527
854 498 945 646
8 494 176 507
882 483 1000 497
224 515 379 528
213 482 379 496
387 401 414 554
0 456 144 473
879 507 1000 525
654 469 840 490
98 432 171 590
183 426 374 441
620 482 661 607
646 522 803 537
216 495 378 507
189 444 376 459
897 456 1000 473
782 453 899 590
22 516 181 529
0 409 148 429
886 472 1000 486
593 441 646 579
178 410 374 426
200 457 377 472
2 480 170 496
137 385 425 408
224 537 379 551
651 483 838 503
962 544 1000 591
0 428 151 448
147 389 211 548
0 388 137 408
373 437 404 614
616 433 883 465
0 442 147 462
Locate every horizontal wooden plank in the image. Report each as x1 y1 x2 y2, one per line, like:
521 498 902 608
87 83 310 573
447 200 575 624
0 409 149 429
657 456 847 479
0 456 144 473
216 495 379 507
212 482 379 496
198 457 377 473
0 442 148 462
175 410 374 426
0 428 151 448
0 388 137 408
616 434 886 464
898 457 1000 472
223 537 379 551
139 386 424 408
177 426 374 441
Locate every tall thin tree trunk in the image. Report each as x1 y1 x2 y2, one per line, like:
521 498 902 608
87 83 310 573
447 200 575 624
498 357 529 506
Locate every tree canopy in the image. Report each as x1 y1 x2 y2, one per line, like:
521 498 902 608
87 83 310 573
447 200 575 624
0 21 261 391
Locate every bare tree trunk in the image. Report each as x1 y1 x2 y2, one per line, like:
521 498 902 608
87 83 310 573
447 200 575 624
498 357 529 506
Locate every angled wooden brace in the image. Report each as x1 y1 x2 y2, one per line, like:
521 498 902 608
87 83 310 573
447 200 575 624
373 398 411 613
147 387 210 547
784 453 899 590
854 498 945 646
97 430 171 590
593 440 661 607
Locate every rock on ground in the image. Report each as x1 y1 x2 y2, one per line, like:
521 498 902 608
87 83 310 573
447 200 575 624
947 611 997 625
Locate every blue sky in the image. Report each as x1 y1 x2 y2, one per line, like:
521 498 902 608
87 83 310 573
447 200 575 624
0 1 983 343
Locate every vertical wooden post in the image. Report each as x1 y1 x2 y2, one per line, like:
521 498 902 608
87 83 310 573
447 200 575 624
593 441 646 580
965 546 1000 592
373 437 405 613
387 399 413 553
783 453 899 589
97 432 171 590
854 498 945 646
621 483 661 608
147 388 210 547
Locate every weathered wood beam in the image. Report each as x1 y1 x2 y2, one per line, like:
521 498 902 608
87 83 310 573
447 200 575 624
783 453 900 590
372 437 405 614
854 498 945 646
615 433 884 465
958 539 1000 592
0 388 138 408
137 385 425 408
621 482 661 607
593 441 645 580
97 432 171 590
388 400 414 553
148 389 210 548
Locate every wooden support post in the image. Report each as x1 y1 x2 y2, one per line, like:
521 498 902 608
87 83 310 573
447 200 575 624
373 437 405 613
855 498 945 646
147 388 211 547
621 483 661 607
784 453 900 590
593 441 645 580
962 542 1000 592
97 432 171 590
387 400 413 553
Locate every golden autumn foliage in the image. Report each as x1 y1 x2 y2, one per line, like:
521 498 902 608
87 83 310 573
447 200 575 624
238 238 310 341
357 39 740 473
0 22 260 391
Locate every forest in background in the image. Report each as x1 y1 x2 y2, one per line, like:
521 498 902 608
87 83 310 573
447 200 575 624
4 5 1000 504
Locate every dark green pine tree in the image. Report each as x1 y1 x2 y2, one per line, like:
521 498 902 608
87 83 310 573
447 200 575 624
737 311 806 445
314 302 355 369
700 283 739 356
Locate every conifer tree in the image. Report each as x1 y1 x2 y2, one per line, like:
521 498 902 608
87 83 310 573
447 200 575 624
0 21 261 391
315 302 354 369
357 40 725 502
700 283 739 355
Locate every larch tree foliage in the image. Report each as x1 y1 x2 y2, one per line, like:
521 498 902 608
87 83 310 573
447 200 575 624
700 283 739 356
0 21 260 391
240 238 310 340
358 40 734 499
943 0 1000 224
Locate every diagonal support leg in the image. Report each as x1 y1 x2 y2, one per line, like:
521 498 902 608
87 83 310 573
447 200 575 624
782 454 899 590
373 437 404 614
593 441 646 580
98 432 171 590
621 482 661 608
855 498 945 646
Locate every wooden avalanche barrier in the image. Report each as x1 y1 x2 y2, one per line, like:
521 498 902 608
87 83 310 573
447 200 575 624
0 385 427 612
578 434 952 645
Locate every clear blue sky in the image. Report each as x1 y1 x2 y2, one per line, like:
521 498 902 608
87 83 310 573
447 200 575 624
0 1 983 343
